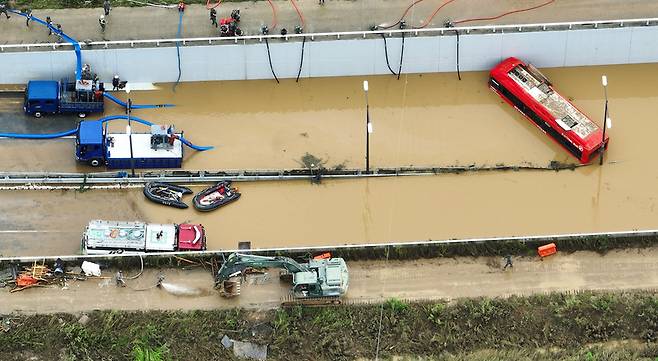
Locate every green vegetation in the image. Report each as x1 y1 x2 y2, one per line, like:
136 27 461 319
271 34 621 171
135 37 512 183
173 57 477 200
3 291 658 360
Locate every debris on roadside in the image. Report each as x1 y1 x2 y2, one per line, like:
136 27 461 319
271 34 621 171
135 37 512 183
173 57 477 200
81 261 102 277
221 334 268 361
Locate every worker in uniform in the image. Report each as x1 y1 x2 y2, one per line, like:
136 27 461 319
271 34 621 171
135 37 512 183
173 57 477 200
209 8 217 27
112 75 120 91
115 270 126 287
99 14 106 32
0 2 10 19
103 0 111 16
53 258 65 277
55 24 63 42
46 16 53 36
22 8 31 27
503 255 513 270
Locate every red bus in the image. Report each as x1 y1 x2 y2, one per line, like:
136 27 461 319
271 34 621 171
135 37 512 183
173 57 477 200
489 57 608 164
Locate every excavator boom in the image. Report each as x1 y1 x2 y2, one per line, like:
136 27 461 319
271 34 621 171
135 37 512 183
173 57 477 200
215 253 349 303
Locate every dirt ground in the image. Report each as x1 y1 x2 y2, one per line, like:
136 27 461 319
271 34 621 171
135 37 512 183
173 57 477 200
3 247 658 314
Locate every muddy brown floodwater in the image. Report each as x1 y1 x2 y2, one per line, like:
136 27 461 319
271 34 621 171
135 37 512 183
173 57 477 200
1 63 658 256
3 63 651 171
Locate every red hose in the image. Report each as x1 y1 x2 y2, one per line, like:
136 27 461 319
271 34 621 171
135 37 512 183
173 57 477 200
289 0 306 29
454 0 556 25
206 0 222 10
380 0 427 30
266 0 278 30
417 0 458 29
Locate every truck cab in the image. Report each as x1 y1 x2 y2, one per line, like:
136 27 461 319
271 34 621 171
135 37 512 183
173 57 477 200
76 121 105 167
23 81 59 118
24 80 104 118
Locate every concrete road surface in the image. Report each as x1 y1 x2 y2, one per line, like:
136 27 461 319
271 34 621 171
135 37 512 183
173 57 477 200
3 247 658 313
0 0 657 44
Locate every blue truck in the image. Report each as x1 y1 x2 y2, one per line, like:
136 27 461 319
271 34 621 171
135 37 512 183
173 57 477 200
24 80 104 118
75 121 184 169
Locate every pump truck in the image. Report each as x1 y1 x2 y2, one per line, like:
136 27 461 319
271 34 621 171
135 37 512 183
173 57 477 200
76 120 184 168
24 80 104 118
215 253 349 306
24 65 105 118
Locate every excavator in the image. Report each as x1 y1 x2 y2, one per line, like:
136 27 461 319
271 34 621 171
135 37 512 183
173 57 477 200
214 253 349 306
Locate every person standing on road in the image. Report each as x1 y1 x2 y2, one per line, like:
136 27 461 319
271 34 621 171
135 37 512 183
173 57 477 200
46 16 53 35
99 14 106 32
0 3 10 19
112 75 120 91
318 0 325 5
178 1 186 13
55 23 63 42
209 8 217 27
22 8 32 27
503 255 514 270
103 0 111 16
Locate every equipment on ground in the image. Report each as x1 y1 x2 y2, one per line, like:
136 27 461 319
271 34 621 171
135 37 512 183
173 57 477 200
219 9 242 37
143 182 193 209
75 121 184 168
215 253 349 306
24 80 104 118
82 220 206 254
192 181 241 211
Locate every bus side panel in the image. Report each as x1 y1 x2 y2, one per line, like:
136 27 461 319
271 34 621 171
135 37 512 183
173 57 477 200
489 77 584 163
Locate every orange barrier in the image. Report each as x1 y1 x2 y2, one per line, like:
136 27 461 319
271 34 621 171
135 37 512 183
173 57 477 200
538 243 557 258
313 252 331 260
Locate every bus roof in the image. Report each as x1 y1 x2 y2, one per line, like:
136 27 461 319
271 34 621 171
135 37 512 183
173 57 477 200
490 57 606 152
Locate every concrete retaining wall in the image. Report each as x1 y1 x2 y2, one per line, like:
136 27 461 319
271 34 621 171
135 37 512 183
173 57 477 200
2 26 658 84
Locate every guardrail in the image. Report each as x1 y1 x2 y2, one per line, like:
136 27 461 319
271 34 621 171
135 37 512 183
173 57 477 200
1 17 657 52
0 163 580 185
1 228 655 263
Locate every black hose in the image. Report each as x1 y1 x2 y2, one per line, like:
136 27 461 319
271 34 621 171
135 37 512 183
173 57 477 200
455 30 461 80
265 38 280 84
296 36 306 83
397 30 405 80
380 33 398 76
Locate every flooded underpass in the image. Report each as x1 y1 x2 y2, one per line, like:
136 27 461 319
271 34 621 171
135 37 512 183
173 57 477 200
1 63 658 256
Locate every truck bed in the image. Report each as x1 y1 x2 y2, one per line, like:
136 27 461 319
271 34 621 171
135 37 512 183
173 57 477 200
105 133 184 169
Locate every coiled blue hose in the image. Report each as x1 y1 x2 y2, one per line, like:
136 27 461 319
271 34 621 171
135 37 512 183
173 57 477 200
9 10 83 81
0 115 213 151
103 92 174 109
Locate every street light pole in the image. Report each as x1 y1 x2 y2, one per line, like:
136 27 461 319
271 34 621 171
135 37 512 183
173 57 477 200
125 85 136 177
600 75 608 166
363 80 372 173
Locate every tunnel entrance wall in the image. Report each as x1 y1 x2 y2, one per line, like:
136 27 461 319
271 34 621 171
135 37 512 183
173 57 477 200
1 26 657 84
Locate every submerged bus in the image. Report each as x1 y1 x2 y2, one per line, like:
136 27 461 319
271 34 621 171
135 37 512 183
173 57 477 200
489 57 608 164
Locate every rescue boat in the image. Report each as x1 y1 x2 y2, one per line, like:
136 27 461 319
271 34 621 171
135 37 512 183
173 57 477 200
143 182 193 209
192 181 241 211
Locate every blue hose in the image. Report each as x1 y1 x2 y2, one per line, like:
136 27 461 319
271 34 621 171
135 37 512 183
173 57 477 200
103 92 175 109
0 115 213 151
0 129 77 139
173 10 183 92
10 10 83 81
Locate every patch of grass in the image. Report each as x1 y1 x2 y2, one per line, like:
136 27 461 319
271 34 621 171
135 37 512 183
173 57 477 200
3 291 658 360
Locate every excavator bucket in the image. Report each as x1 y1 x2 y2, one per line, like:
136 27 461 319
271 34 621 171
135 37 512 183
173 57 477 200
220 278 241 298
